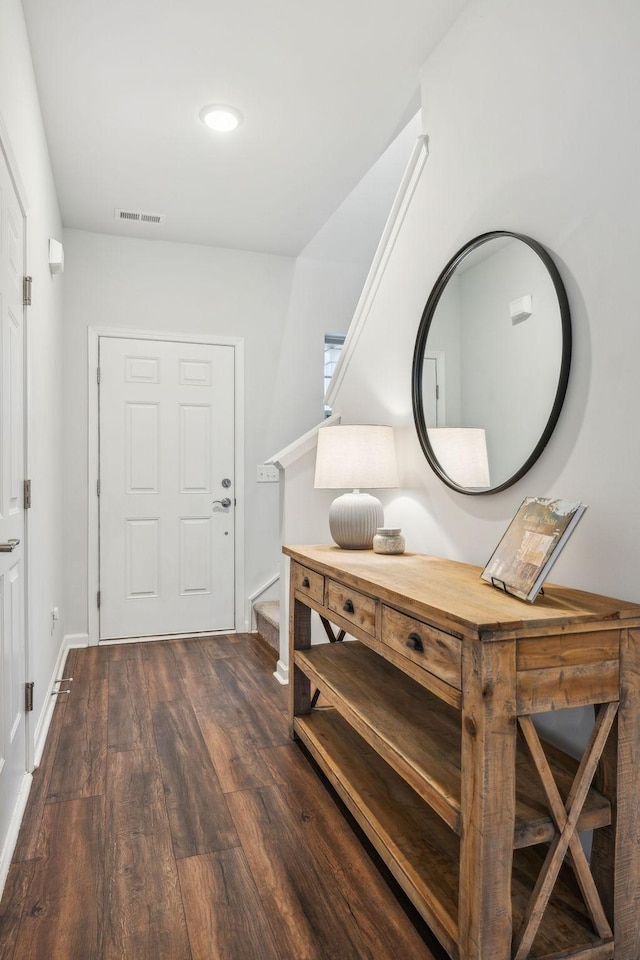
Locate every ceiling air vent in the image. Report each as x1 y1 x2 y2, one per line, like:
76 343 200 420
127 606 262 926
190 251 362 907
114 208 166 225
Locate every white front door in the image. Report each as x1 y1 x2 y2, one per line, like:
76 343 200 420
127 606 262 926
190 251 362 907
99 336 236 640
0 144 27 848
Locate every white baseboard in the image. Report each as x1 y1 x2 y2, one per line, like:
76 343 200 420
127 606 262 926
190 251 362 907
33 633 88 767
0 771 33 901
274 659 289 685
64 633 90 648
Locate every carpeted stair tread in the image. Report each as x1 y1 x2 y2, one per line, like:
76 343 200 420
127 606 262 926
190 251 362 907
254 600 280 651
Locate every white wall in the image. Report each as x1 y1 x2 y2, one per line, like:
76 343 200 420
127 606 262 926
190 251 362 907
0 1 64 752
61 229 297 636
329 0 640 754
265 254 363 456
334 0 640 602
265 112 421 457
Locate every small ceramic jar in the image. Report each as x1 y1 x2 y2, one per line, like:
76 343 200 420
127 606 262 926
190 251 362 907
372 527 405 555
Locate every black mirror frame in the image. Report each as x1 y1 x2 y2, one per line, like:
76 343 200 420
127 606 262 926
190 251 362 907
411 230 572 495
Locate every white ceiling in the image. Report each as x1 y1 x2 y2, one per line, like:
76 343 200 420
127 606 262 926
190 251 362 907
21 0 467 257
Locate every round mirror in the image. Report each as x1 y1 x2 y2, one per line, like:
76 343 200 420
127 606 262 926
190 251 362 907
412 231 571 494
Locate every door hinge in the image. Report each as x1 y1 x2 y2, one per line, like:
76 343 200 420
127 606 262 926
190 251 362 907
24 479 32 509
97 591 101 609
23 276 32 306
435 384 440 400
97 479 101 496
97 367 101 384
25 682 34 712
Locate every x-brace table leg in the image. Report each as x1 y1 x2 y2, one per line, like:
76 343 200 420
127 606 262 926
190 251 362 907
320 616 345 643
309 618 346 707
513 703 618 960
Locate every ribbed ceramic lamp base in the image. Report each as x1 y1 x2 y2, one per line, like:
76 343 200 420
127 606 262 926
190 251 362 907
328 492 384 550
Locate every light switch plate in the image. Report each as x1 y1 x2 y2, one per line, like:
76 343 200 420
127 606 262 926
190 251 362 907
257 463 279 483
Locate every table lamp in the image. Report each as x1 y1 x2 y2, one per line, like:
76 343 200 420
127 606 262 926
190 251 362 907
314 424 399 549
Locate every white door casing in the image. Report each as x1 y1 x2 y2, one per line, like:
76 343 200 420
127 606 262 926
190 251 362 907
98 336 237 640
0 135 28 852
423 351 446 428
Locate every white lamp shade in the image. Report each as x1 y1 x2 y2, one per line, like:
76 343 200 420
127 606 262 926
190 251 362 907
428 428 490 489
314 424 398 490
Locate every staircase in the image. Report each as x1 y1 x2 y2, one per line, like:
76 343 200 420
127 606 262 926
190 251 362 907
254 600 280 652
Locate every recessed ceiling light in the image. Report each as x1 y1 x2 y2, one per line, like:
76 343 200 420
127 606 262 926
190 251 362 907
199 105 243 133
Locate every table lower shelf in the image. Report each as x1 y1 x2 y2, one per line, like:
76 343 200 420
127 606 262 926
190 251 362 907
294 708 613 960
295 641 610 849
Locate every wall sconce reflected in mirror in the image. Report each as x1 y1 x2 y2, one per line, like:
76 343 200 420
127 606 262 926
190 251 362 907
49 238 64 275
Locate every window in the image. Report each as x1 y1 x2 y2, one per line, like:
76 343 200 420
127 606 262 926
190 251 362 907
324 334 345 417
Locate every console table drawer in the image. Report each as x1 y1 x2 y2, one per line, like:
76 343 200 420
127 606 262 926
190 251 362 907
326 579 377 637
291 562 324 604
381 606 461 689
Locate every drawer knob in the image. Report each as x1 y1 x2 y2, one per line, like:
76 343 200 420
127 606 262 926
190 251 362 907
343 599 355 614
302 577 310 588
406 632 424 653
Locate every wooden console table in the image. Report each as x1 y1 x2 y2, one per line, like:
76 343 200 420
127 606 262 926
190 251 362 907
285 544 640 960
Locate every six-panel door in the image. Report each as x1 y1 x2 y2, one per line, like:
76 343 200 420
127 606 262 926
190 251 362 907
99 336 235 639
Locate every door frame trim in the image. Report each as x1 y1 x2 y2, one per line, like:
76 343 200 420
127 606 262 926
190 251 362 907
0 112 32 780
424 350 446 426
87 327 245 646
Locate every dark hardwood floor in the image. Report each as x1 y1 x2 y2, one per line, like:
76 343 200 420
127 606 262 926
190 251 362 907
0 634 444 960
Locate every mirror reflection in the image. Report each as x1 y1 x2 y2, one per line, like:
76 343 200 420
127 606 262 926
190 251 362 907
412 232 571 494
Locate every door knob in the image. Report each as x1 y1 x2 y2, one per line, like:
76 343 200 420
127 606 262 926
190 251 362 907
0 538 20 552
212 498 231 509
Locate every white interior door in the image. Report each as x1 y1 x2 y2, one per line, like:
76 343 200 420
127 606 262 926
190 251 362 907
0 145 27 847
99 336 236 640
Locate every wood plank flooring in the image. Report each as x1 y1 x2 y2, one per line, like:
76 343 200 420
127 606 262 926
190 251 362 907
0 634 445 960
